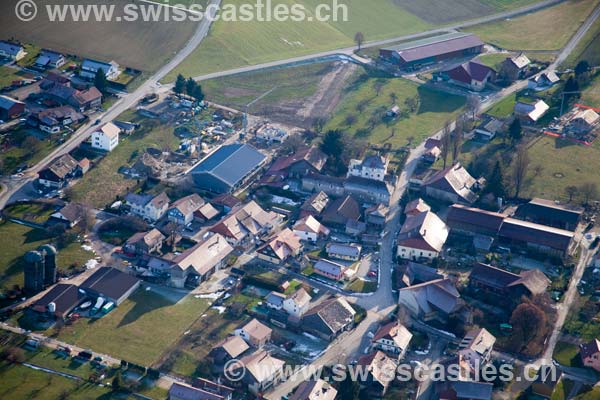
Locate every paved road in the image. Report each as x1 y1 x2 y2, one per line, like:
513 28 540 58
0 0 222 210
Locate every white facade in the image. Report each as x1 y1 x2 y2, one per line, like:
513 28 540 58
347 155 388 182
91 123 120 152
293 228 318 242
397 246 438 261
283 297 309 318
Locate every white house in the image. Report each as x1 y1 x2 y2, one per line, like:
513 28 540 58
80 59 120 80
91 122 120 152
371 321 413 360
0 41 26 61
125 192 170 222
347 154 389 182
397 210 449 261
283 287 312 318
292 215 330 242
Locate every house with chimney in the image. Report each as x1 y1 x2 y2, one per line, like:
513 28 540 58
397 210 449 261
256 228 302 265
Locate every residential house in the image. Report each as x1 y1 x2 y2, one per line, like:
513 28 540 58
498 218 575 257
228 349 284 394
313 259 348 281
235 318 272 347
423 163 482 204
366 203 389 227
190 143 267 193
32 106 84 134
167 194 204 225
514 198 583 231
80 58 120 80
283 288 312 318
447 204 506 237
300 191 330 218
397 210 449 261
289 379 337 400
0 95 25 120
439 381 493 400
404 198 431 216
371 322 412 359
48 202 86 228
399 262 443 288
468 263 550 302
326 243 362 261
168 381 234 400
0 41 26 61
303 296 356 340
31 284 82 320
35 49 66 69
80 267 140 305
265 291 286 310
38 154 83 189
123 229 165 256
473 115 504 141
69 87 103 111
501 54 531 81
293 215 330 242
514 99 549 124
580 339 600 372
257 228 302 264
91 122 120 152
422 138 442 164
347 154 389 182
398 278 462 322
210 194 242 213
440 60 496 91
167 233 233 288
210 335 250 365
357 351 396 397
322 195 361 227
195 203 220 222
262 146 328 187
256 124 288 143
125 192 170 222
528 71 560 90
210 201 281 246
458 328 496 379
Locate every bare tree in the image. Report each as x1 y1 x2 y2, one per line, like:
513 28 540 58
344 114 357 127
579 182 598 205
280 134 305 154
512 144 530 198
452 115 465 163
440 120 452 169
565 185 578 203
390 92 398 105
373 79 386 97
467 95 480 121
354 32 365 51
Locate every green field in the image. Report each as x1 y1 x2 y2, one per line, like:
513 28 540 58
466 0 600 50
3 202 56 224
69 112 180 208
56 289 210 366
553 341 581 366
0 221 93 294
0 127 59 175
477 53 508 69
325 76 466 147
581 74 600 107
0 66 26 89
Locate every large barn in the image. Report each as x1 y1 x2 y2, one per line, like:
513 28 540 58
190 143 267 194
379 32 484 70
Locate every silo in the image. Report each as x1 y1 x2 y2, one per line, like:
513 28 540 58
24 251 45 294
39 244 58 285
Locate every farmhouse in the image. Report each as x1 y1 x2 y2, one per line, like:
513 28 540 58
322 195 360 227
501 54 531 81
35 49 66 69
293 215 330 242
0 95 26 121
38 154 84 189
256 228 302 265
290 379 337 400
404 198 431 216
498 218 574 257
439 60 496 92
262 146 328 186
125 191 170 222
326 243 362 261
91 122 120 152
357 351 397 397
80 58 120 80
397 211 449 261
468 263 550 300
514 99 549 124
422 163 482 204
379 32 484 70
514 198 583 231
210 201 280 246
191 143 267 193
347 154 389 182
371 322 412 359
210 335 250 365
398 278 461 322
303 296 356 340
168 233 233 288
79 267 140 306
123 229 165 256
0 41 26 61
167 193 205 225
446 204 506 237
235 318 272 348
32 284 82 320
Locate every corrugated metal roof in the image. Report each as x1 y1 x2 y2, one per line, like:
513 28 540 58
382 32 483 63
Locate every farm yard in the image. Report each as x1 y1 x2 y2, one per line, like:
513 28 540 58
0 0 198 72
164 0 545 80
466 0 600 51
324 74 466 148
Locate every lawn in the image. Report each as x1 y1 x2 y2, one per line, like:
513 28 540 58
553 341 581 366
0 127 58 175
563 16 600 67
466 0 600 50
69 112 180 208
0 66 26 89
0 221 94 294
347 279 377 293
477 53 508 69
581 74 600 107
486 93 518 117
0 0 198 72
575 387 600 399
56 289 211 366
3 202 56 224
523 135 600 201
325 75 466 148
